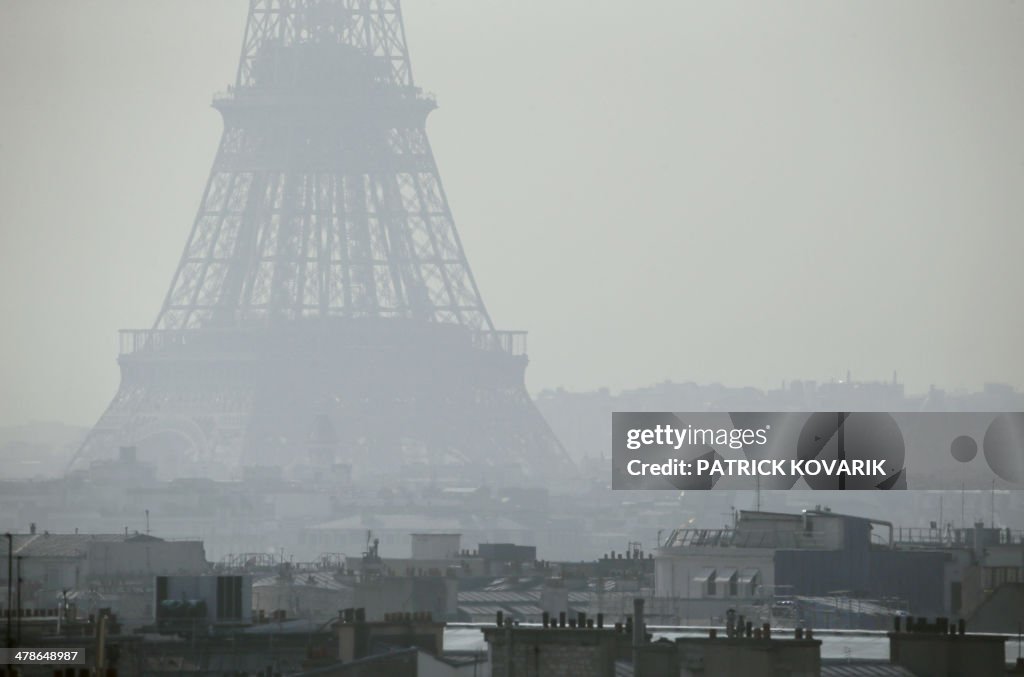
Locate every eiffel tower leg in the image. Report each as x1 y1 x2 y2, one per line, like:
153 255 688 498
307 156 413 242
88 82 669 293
76 0 575 483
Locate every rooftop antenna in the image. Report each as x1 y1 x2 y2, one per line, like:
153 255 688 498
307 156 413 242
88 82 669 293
5 532 12 649
961 481 965 531
991 479 996 529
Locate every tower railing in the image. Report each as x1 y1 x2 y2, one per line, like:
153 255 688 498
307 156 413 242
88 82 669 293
212 83 435 105
119 327 527 357
469 330 527 356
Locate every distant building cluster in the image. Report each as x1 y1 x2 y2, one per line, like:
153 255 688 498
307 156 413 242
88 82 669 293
2 510 1023 675
536 377 1024 466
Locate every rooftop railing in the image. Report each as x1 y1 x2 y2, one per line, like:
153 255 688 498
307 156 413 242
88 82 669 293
893 526 1024 547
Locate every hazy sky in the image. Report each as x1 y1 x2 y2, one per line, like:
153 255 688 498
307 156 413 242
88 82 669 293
1 1 1022 427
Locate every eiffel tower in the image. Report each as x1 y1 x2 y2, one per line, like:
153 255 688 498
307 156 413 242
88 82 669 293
72 0 573 482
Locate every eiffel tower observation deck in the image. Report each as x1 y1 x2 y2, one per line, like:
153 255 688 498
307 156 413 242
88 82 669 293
72 0 574 483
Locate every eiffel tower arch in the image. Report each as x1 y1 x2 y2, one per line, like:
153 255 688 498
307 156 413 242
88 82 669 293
72 0 574 483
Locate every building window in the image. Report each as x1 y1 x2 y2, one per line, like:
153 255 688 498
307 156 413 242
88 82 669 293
693 567 716 597
738 569 760 597
216 576 244 621
986 566 1023 588
718 568 738 597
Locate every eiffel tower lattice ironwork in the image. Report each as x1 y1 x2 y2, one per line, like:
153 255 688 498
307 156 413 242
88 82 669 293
72 0 574 481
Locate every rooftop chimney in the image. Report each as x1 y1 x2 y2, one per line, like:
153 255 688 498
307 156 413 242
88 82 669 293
633 598 645 677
